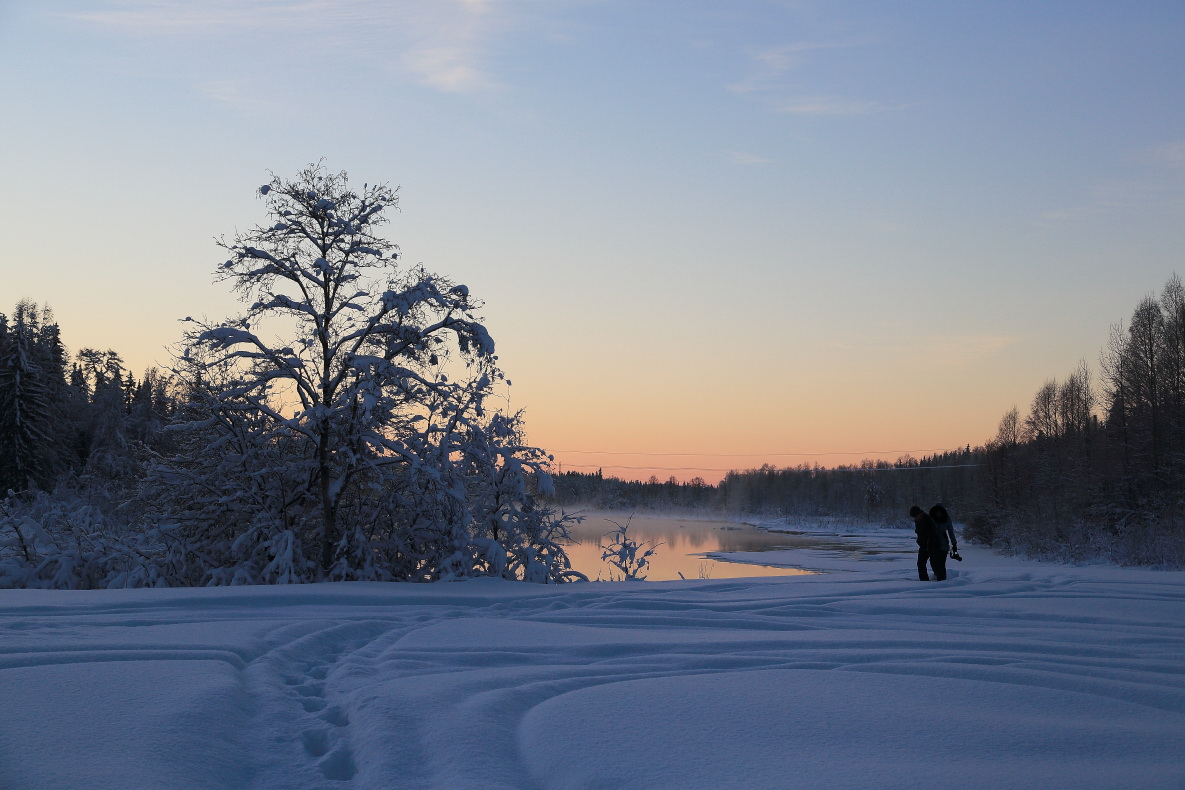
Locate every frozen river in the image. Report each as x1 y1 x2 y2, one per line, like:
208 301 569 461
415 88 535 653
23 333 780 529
562 512 910 580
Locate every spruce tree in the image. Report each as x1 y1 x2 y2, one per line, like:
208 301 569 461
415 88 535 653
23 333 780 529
0 302 67 493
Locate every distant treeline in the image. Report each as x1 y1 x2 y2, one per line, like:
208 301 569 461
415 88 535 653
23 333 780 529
0 300 175 498
552 275 1185 567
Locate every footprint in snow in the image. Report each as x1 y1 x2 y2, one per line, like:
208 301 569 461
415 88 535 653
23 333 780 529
318 746 357 782
320 705 349 728
300 727 334 757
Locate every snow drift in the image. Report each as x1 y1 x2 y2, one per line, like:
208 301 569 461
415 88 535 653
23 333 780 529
1 543 1182 789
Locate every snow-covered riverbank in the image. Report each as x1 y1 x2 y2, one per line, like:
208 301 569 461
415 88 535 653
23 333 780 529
2 531 1183 789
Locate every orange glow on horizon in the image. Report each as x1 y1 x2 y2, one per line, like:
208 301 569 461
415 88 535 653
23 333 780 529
546 447 972 485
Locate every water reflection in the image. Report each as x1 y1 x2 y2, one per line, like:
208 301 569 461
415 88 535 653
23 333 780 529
562 513 814 581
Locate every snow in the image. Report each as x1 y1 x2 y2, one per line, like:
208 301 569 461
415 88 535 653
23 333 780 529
1 527 1183 789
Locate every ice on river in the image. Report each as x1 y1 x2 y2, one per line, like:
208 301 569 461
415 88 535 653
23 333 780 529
1 527 1183 789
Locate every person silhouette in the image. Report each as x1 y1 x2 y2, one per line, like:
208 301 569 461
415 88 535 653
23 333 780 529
909 505 946 581
929 503 958 564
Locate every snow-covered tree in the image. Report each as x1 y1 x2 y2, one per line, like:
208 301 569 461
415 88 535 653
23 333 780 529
71 348 137 477
0 302 70 494
151 164 581 584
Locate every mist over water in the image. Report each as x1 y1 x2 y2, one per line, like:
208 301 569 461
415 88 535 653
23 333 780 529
563 513 815 581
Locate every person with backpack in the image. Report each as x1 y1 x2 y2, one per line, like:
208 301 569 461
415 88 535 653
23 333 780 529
929 503 960 563
909 505 946 581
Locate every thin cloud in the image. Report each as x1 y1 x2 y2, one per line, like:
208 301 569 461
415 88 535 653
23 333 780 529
831 332 1017 367
1036 209 1080 223
191 77 295 116
871 219 909 234
730 39 907 119
726 151 773 165
1036 174 1184 225
928 335 1017 367
66 2 373 33
1147 140 1185 168
729 41 851 94
754 42 835 69
776 97 895 116
403 45 495 94
196 79 258 109
63 0 516 95
1041 142 1185 224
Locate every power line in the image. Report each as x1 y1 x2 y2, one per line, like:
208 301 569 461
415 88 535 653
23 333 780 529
560 463 741 472
551 448 963 457
558 462 983 473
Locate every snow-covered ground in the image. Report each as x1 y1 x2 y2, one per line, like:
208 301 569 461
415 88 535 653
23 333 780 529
2 523 1183 790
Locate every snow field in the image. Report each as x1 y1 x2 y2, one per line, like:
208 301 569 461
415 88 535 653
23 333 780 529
1 556 1183 789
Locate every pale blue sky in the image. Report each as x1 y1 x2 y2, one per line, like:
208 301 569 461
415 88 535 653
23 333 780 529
2 1 1183 479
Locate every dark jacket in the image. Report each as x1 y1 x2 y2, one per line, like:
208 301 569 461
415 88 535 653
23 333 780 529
914 512 941 551
933 515 956 553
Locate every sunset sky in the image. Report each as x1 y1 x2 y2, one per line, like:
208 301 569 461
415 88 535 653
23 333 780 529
3 1 1184 482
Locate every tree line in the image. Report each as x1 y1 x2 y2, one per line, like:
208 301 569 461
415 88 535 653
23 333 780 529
0 301 174 497
552 276 1185 567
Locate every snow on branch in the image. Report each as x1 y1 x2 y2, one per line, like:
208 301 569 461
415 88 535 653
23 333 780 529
142 163 574 586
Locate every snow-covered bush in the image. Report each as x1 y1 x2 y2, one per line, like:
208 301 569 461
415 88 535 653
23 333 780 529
146 164 580 585
599 517 661 581
0 485 167 589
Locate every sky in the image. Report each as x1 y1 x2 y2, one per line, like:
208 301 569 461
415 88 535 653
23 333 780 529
2 0 1184 482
